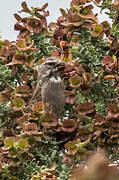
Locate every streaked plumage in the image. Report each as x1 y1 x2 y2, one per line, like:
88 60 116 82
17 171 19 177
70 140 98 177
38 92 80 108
30 57 66 117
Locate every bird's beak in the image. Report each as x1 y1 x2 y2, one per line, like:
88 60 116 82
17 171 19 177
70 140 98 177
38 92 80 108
55 62 65 71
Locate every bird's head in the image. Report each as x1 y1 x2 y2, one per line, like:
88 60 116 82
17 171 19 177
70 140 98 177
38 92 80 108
39 57 65 76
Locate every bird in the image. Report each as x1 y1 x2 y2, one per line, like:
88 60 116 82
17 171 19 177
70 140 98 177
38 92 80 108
30 56 66 118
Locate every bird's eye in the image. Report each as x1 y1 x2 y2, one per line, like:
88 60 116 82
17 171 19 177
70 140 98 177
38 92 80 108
47 61 55 66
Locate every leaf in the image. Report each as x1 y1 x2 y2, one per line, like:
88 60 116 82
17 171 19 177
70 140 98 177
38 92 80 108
13 97 25 109
60 40 67 48
0 93 3 102
17 138 28 149
115 24 119 31
104 75 116 80
91 24 103 37
14 13 22 22
113 0 119 6
60 8 67 16
76 102 94 115
32 101 44 114
23 122 42 135
16 85 30 94
16 40 34 51
4 137 15 147
19 1 31 13
61 119 77 133
41 113 58 128
40 3 48 11
69 75 81 88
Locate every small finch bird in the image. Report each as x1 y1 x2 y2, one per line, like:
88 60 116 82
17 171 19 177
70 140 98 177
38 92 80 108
30 57 66 118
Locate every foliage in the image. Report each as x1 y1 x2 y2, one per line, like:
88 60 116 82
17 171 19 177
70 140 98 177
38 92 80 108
0 0 119 179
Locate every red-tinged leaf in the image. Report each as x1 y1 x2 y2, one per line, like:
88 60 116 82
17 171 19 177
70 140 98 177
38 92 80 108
61 119 77 133
35 3 48 12
94 114 106 122
78 5 98 23
17 29 31 39
64 139 81 156
25 18 42 34
66 96 76 104
23 122 42 135
14 13 22 22
16 40 34 51
69 75 82 88
113 0 119 6
60 8 67 16
34 11 46 19
16 85 30 94
65 91 76 104
64 21 83 27
19 1 31 13
14 23 25 31
72 0 86 5
51 50 60 57
41 113 58 128
32 101 44 114
20 71 29 83
101 21 111 33
40 3 48 11
76 102 95 115
7 54 25 66
102 56 114 66
12 66 18 75
42 10 49 18
64 62 74 73
111 39 119 52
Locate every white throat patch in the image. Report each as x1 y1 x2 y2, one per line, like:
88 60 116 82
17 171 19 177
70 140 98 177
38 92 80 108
50 76 61 83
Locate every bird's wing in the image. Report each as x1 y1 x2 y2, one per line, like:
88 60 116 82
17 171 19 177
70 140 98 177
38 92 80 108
29 80 42 104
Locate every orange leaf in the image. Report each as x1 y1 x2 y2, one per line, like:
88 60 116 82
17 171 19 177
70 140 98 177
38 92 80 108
104 75 116 80
0 93 3 102
60 41 67 48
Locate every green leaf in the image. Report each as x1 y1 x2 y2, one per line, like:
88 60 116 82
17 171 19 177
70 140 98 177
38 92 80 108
13 97 25 109
114 32 119 38
4 137 15 147
60 8 67 16
17 138 28 149
115 24 119 31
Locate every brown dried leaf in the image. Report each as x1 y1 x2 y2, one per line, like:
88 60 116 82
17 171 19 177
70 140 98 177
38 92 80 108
25 18 42 34
61 119 77 133
41 113 58 128
76 102 95 115
23 122 41 135
14 13 22 22
0 93 3 102
19 1 31 13
35 3 48 11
